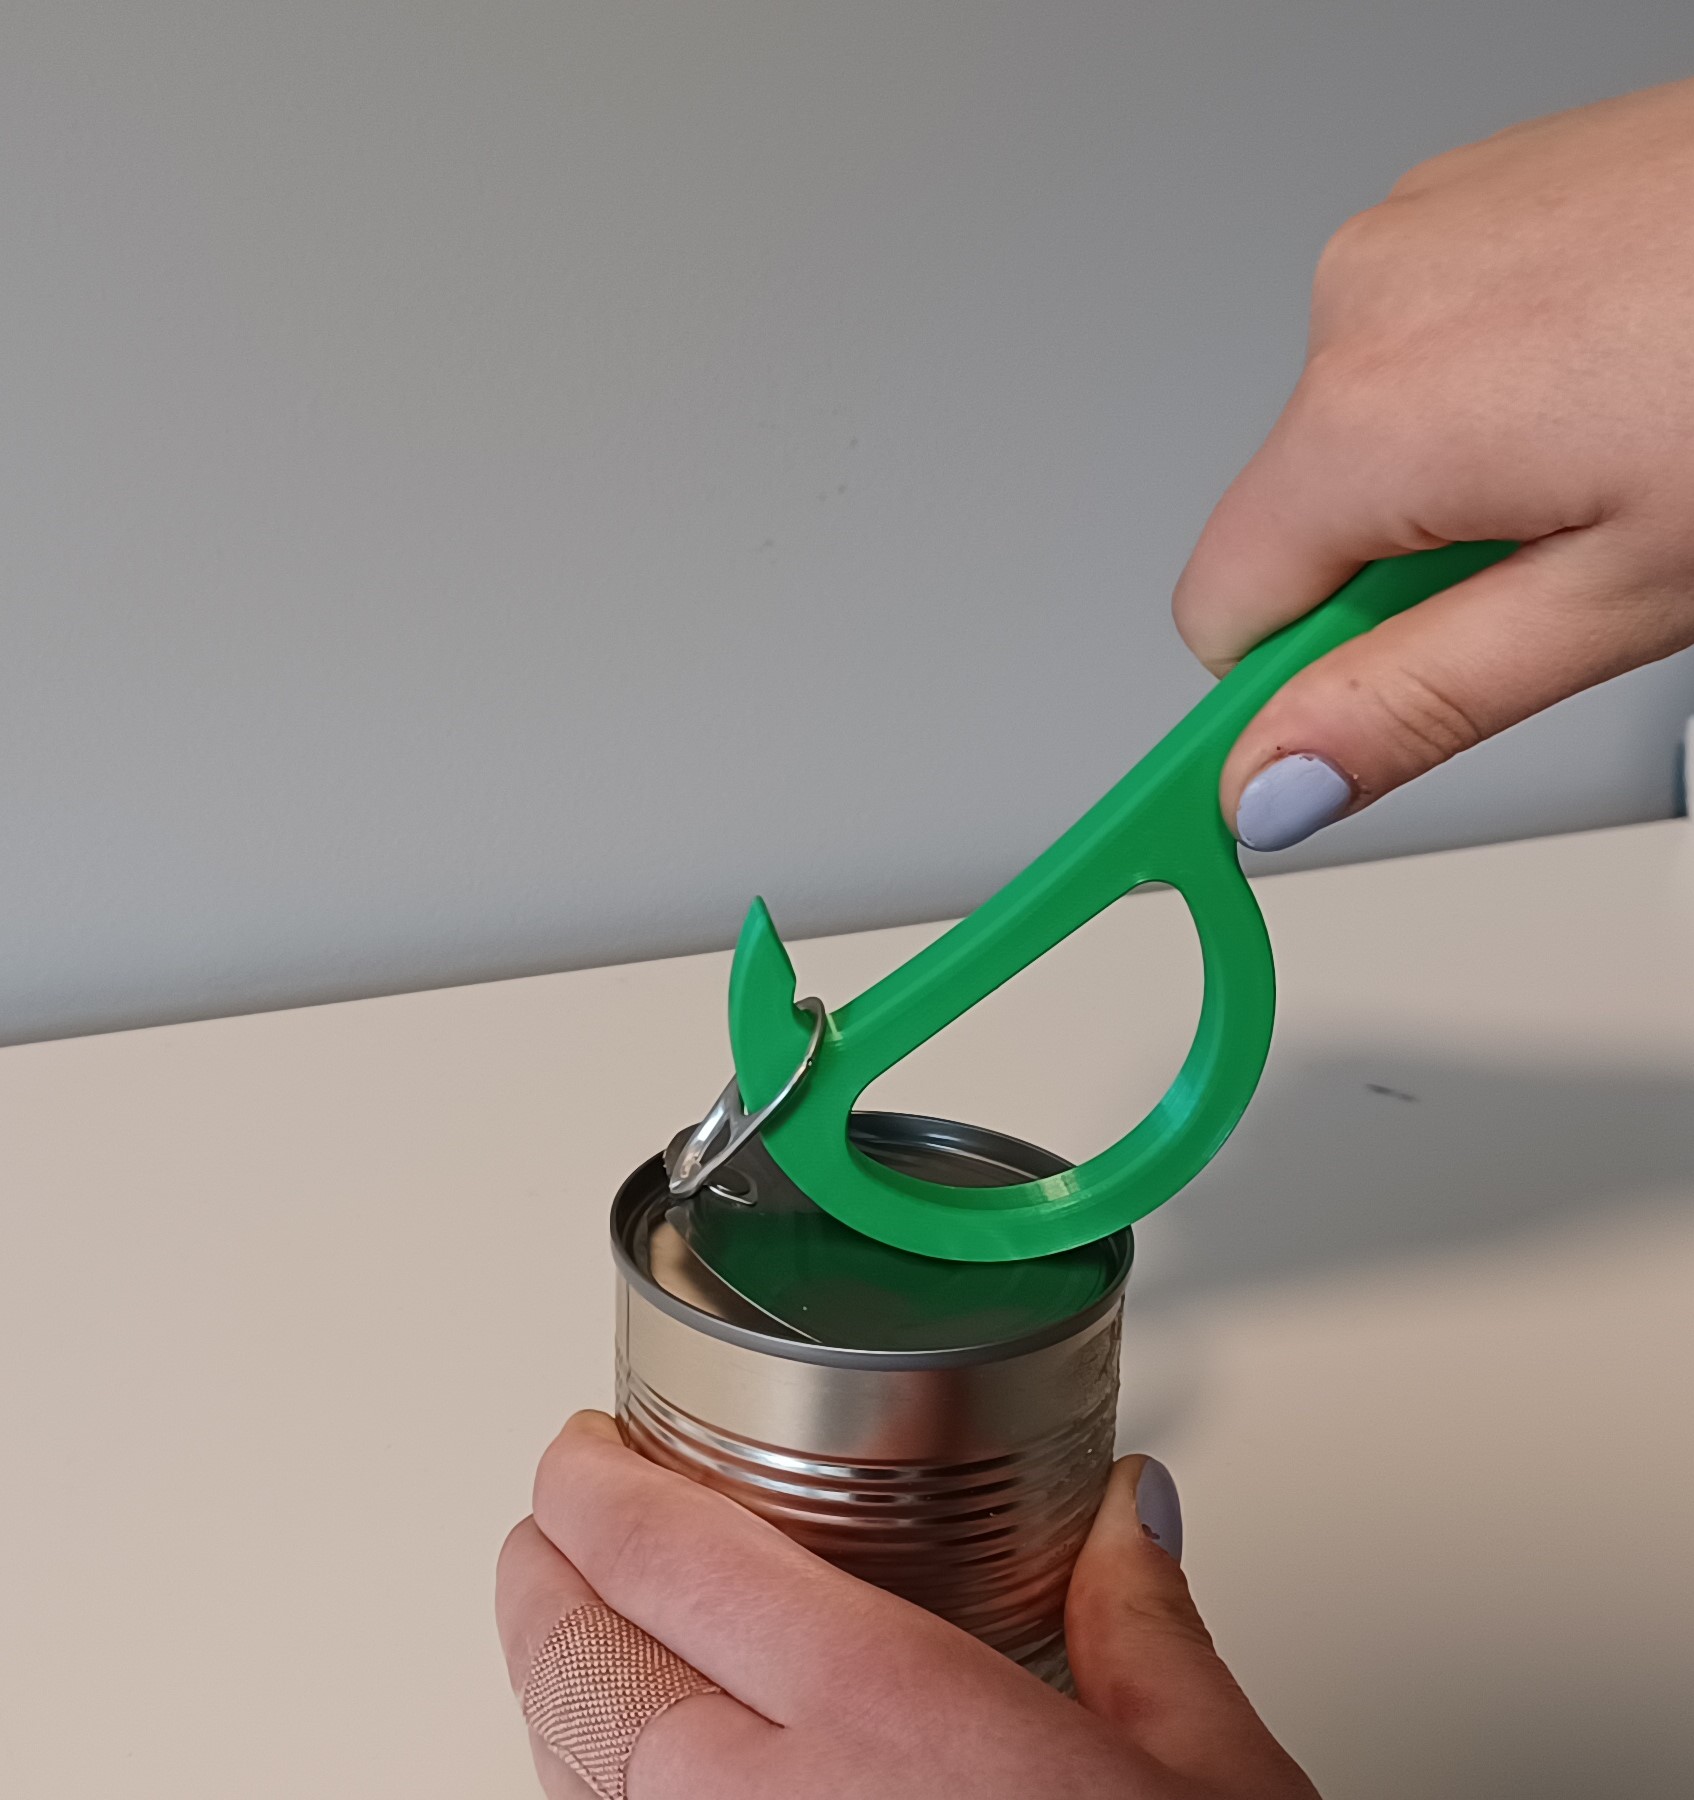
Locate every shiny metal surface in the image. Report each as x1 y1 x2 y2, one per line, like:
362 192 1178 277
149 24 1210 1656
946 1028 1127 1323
645 1214 813 1340
612 1114 1129 1686
658 1115 1128 1351
665 995 827 1197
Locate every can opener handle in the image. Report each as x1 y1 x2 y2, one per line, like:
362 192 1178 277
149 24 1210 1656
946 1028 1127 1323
714 542 1516 1262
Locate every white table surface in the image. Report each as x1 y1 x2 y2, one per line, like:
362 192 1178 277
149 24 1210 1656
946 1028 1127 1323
3 819 1692 1799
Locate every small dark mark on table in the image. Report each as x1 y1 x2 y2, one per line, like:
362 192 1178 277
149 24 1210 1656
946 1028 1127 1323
1365 1083 1419 1102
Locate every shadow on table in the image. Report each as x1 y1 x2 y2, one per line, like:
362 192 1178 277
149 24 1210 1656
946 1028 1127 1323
1112 1044 1694 1796
1326 1680 1694 1800
1130 1041 1694 1310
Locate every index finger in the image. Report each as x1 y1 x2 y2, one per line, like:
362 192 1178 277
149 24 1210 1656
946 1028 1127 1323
1171 367 1411 675
530 1413 988 1724
496 1512 781 1800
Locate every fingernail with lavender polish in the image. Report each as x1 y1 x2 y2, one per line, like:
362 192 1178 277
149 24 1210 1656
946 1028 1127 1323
1235 753 1353 852
1134 1457 1183 1564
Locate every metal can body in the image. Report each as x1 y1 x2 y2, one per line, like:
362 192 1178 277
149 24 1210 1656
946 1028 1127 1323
611 1114 1129 1686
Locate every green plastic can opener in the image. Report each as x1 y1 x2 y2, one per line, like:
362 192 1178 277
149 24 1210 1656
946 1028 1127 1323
669 542 1515 1263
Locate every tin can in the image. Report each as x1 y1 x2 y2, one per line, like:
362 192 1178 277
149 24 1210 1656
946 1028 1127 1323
611 1112 1131 1688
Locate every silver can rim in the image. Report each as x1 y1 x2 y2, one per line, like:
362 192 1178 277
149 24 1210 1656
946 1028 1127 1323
610 1110 1133 1371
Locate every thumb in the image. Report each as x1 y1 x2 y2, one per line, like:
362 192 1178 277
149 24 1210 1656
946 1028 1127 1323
1067 1456 1317 1797
1219 527 1694 850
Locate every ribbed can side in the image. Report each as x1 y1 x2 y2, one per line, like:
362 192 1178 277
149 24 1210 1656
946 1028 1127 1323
618 1309 1121 1685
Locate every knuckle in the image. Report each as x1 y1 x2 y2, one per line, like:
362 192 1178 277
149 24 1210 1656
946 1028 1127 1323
1125 1555 1216 1646
1387 143 1469 199
496 1515 539 1578
597 1503 670 1594
597 1470 741 1600
533 1428 583 1506
533 1431 630 1533
1291 343 1394 443
531 1427 728 1605
1312 201 1407 297
1170 579 1235 674
1311 197 1426 341
1315 206 1382 281
1369 666 1486 768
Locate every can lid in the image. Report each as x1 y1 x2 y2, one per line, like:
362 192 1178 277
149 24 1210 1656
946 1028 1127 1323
659 1112 1128 1353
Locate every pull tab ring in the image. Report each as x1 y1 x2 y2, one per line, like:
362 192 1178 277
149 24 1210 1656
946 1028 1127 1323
666 996 826 1197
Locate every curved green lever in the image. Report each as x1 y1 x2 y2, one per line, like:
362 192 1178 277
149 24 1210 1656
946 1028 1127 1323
728 542 1516 1261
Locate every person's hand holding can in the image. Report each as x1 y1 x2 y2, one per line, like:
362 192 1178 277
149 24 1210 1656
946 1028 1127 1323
496 1413 1316 1800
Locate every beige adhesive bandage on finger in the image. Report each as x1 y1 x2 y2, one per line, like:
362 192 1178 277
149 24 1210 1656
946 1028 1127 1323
520 1602 722 1800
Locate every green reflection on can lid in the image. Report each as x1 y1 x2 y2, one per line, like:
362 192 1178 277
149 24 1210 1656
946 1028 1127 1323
666 1113 1130 1354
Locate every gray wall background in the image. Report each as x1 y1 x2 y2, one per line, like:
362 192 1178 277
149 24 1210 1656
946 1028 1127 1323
3 2 1692 1047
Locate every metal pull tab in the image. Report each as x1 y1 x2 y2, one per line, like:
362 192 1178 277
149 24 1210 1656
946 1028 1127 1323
666 996 826 1198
